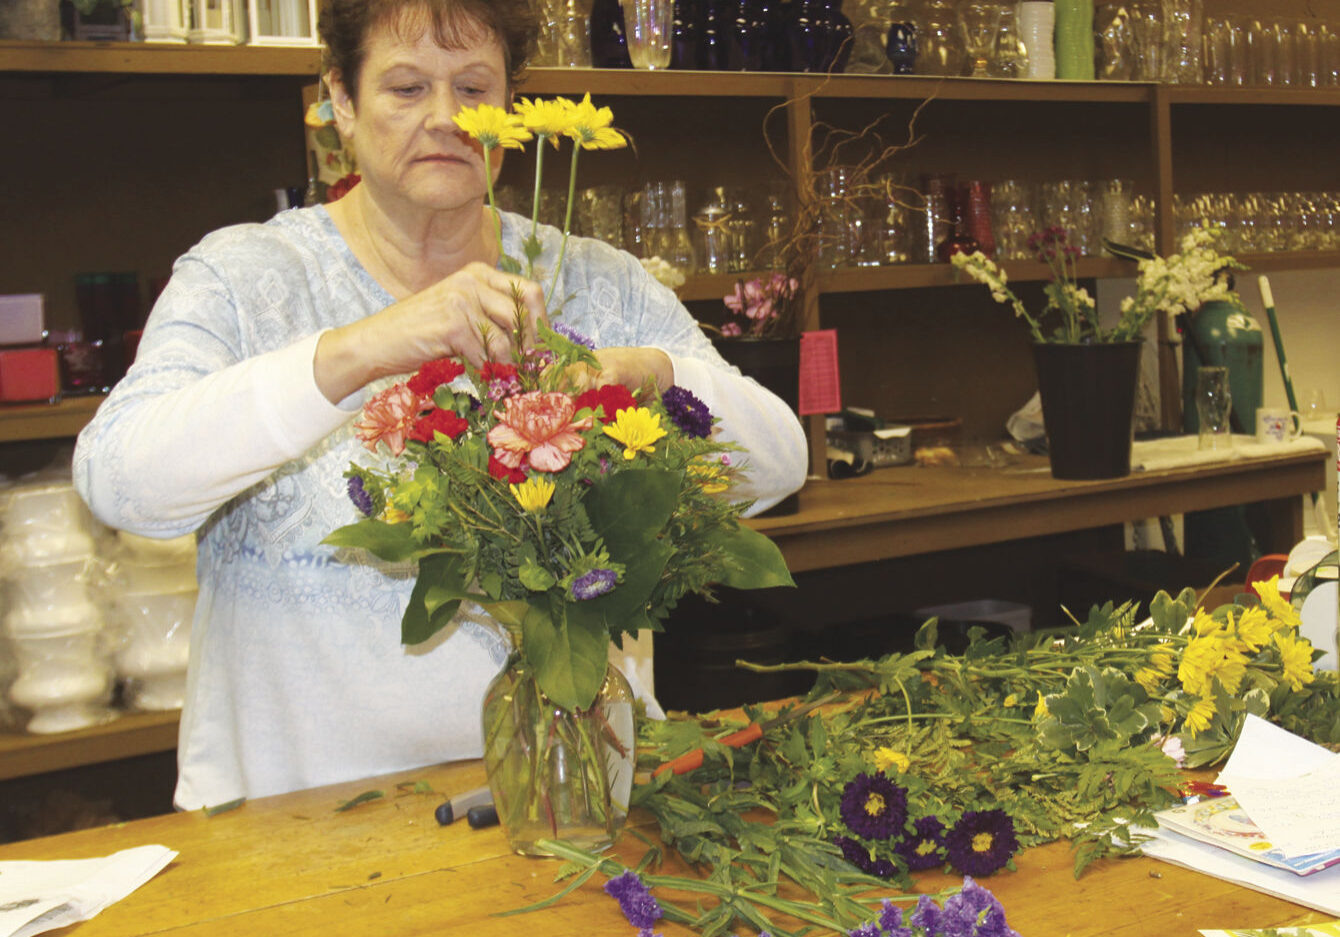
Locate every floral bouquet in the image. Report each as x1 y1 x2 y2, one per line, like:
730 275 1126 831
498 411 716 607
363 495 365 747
951 226 1244 344
324 95 794 853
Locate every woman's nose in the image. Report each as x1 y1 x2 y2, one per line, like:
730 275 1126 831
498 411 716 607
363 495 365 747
424 86 459 131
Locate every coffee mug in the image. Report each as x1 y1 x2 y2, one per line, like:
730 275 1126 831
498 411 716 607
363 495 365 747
1255 406 1302 444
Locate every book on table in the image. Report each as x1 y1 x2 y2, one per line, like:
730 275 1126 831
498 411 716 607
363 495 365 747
1155 796 1340 877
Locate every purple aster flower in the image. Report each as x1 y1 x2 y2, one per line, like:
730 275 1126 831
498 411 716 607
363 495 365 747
553 322 597 349
834 834 872 871
944 810 1019 878
849 924 881 937
661 385 713 438
347 476 374 517
879 899 914 937
572 568 618 601
839 772 908 841
604 870 663 930
910 894 944 936
895 815 946 871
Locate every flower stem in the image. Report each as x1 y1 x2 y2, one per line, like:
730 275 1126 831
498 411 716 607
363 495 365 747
547 141 581 309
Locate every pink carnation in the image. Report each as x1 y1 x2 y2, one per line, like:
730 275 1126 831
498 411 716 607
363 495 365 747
487 391 593 473
354 384 425 456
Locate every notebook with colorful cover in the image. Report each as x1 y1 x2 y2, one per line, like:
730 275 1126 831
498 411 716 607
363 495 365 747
1156 796 1340 877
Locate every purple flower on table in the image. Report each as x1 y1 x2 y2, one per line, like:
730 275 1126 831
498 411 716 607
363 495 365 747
661 385 712 439
604 870 663 930
849 923 881 937
940 876 1020 937
895 815 946 871
832 835 894 879
839 772 907 841
944 809 1019 878
347 476 374 517
879 898 913 937
571 568 618 601
553 322 596 349
910 894 945 935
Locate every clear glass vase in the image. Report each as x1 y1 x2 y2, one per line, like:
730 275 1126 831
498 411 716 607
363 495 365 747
480 655 636 856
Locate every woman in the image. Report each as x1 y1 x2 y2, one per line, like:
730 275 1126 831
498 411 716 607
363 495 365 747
73 0 807 811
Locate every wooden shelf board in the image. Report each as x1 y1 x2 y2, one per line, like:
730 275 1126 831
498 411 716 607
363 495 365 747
1168 86 1340 107
0 395 105 443
0 39 320 76
1238 251 1340 273
0 709 180 780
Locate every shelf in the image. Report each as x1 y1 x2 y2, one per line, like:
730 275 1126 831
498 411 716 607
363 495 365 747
0 38 321 76
0 395 105 444
0 709 180 781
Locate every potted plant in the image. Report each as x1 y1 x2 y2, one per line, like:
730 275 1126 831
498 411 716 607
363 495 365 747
951 226 1244 479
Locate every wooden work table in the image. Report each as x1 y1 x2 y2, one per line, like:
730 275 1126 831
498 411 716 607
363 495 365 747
756 446 1326 573
0 757 1329 937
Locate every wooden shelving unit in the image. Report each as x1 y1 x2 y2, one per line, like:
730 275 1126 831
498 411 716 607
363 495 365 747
0 41 1335 776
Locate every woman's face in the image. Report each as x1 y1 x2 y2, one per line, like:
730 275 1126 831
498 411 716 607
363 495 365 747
331 15 509 215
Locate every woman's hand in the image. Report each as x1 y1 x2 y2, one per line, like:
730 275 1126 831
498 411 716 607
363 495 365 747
314 262 546 402
561 346 674 395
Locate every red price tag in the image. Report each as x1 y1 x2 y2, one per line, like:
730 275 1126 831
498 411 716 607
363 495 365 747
798 329 841 415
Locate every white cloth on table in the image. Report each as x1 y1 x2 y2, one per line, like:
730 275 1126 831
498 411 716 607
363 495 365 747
73 206 806 810
1130 434 1327 473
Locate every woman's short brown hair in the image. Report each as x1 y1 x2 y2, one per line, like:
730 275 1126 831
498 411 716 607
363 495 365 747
319 0 540 100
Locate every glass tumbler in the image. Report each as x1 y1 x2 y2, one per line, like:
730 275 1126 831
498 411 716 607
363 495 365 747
958 1 1002 78
620 0 673 68
1196 365 1233 450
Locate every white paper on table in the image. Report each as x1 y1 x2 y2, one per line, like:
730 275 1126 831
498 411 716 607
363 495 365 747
0 844 176 937
1215 714 1340 858
1140 825 1340 916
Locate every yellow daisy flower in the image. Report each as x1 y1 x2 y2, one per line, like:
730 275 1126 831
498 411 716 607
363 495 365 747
1190 607 1221 637
872 747 910 774
514 96 576 144
1033 693 1049 720
1233 605 1273 652
510 476 555 512
1253 575 1303 632
1183 695 1217 737
1178 635 1221 697
383 506 411 524
1273 632 1317 691
687 458 729 494
563 93 629 151
452 103 532 150
603 407 667 460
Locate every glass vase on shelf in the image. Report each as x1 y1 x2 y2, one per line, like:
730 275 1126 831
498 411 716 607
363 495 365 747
590 0 633 67
669 0 700 68
958 0 1002 78
725 0 764 70
1054 0 1095 80
914 0 964 76
1162 0 1204 83
481 655 636 856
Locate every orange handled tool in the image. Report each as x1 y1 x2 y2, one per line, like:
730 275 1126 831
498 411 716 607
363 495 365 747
652 694 837 778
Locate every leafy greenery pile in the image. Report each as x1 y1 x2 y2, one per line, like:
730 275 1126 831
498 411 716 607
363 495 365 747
592 587 1340 936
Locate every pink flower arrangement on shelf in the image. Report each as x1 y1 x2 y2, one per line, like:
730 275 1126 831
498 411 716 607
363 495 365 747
720 272 800 339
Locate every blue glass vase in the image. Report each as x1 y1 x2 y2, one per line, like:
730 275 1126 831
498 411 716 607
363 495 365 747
590 0 633 68
886 21 917 74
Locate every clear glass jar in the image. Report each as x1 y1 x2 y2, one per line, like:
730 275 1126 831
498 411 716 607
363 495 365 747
481 656 636 856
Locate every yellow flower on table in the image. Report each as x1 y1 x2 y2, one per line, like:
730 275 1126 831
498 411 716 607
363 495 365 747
1273 631 1317 691
511 476 556 513
1232 605 1274 652
873 747 910 774
604 407 668 460
1253 575 1303 632
452 103 531 150
1184 695 1217 737
1178 634 1248 697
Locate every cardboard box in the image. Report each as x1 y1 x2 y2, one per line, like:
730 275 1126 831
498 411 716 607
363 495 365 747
0 294 45 345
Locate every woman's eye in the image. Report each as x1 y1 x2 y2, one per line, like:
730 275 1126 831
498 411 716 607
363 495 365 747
457 84 487 98
392 84 423 97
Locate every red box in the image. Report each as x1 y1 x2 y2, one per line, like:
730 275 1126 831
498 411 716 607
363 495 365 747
0 347 61 403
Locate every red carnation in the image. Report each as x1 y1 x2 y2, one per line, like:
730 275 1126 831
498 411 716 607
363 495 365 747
574 384 637 424
407 358 467 396
488 455 527 484
409 408 468 443
479 362 519 383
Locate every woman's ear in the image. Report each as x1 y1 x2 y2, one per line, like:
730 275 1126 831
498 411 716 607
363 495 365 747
327 71 357 141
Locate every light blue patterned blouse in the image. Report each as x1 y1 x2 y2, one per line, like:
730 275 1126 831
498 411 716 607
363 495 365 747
74 206 807 809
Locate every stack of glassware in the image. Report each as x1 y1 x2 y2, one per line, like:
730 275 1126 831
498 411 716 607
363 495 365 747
0 477 116 734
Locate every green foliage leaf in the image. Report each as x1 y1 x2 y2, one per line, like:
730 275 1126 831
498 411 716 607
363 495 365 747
586 469 681 555
519 559 557 592
708 523 794 590
402 553 470 645
323 519 422 563
522 602 609 710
